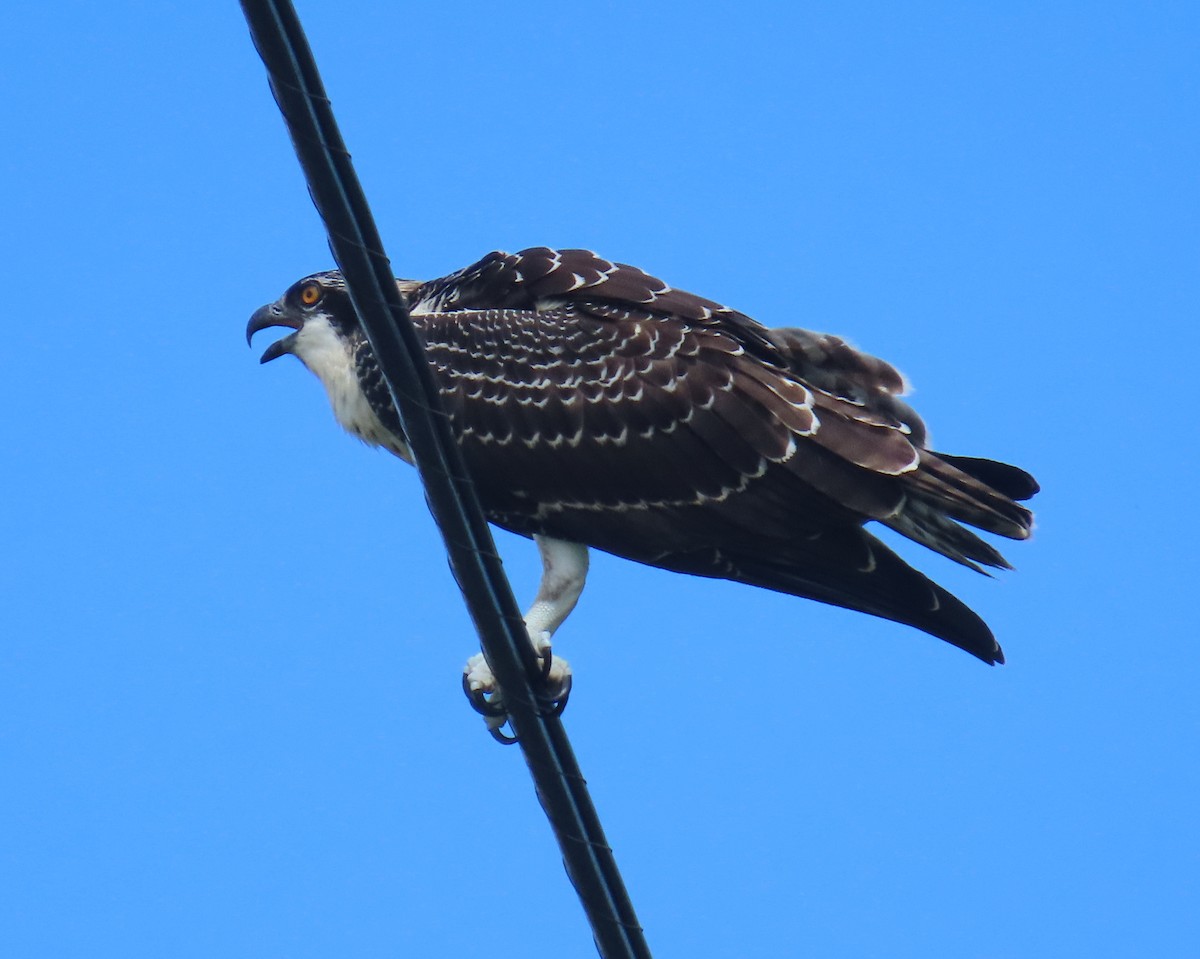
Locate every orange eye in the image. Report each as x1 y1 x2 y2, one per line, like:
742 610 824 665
299 283 322 306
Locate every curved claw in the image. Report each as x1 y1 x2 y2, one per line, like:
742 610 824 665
461 645 573 740
550 673 573 716
480 673 570 742
461 672 507 718
531 630 554 682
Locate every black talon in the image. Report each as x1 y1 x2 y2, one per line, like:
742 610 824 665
551 674 573 717
462 644 571 736
461 673 507 718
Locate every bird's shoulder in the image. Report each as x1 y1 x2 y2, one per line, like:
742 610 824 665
405 247 714 316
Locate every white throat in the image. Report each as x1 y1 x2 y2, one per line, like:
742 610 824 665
291 317 412 462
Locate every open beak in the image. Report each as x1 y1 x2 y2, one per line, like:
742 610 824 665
246 302 302 364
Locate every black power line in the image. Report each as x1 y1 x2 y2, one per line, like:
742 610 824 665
239 3 652 956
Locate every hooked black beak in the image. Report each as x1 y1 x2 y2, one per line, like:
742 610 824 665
246 302 302 364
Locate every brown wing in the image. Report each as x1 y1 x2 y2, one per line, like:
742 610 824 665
408 249 1036 662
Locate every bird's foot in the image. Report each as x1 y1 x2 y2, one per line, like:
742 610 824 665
524 630 572 704
462 654 510 732
461 633 572 738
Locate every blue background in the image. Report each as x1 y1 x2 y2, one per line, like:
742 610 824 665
4 3 1196 956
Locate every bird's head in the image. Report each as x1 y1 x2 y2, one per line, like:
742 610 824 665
245 271 357 370
246 271 423 460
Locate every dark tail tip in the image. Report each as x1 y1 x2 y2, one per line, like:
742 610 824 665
936 454 1040 502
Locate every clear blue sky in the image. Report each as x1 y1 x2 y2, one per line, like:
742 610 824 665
3 3 1197 956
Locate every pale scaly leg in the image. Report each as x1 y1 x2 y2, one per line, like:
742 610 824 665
464 536 588 722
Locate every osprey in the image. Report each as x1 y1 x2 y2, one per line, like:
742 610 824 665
247 247 1037 694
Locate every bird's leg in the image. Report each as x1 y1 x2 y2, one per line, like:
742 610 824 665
463 537 588 727
524 535 589 675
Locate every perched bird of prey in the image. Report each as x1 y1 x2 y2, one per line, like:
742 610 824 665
247 247 1037 692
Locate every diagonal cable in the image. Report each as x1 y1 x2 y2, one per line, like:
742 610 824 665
239 3 652 956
